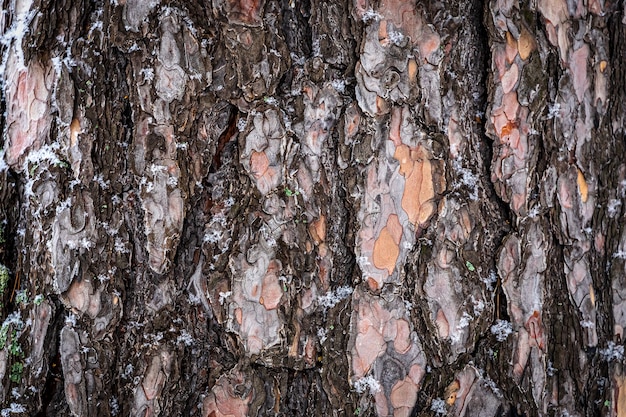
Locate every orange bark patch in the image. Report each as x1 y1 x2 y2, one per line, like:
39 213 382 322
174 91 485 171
390 377 418 409
345 111 360 138
396 146 435 226
408 59 418 83
260 276 282 310
617 376 626 417
518 29 536 60
250 151 269 178
257 166 280 195
492 112 509 136
235 308 243 325
367 277 380 291
444 379 460 405
577 168 588 203
70 118 80 147
259 260 282 310
500 120 517 137
378 19 389 43
376 95 388 114
204 372 251 417
600 60 607 73
590 284 596 307
309 215 326 244
373 214 402 275
394 144 413 176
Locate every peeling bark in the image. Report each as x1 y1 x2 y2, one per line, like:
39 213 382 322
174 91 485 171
0 0 625 416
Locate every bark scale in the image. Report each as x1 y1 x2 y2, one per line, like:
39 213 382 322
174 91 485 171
0 1 624 416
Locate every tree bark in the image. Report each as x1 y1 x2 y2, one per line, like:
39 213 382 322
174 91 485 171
0 0 625 416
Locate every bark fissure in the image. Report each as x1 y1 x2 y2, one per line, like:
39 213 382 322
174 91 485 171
0 0 625 416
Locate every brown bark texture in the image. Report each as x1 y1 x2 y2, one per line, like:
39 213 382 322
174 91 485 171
0 0 625 416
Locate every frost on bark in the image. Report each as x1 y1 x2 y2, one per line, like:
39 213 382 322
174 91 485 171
0 0 625 416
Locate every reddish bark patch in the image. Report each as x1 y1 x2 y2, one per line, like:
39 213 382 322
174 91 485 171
526 310 545 350
505 32 518 63
373 214 402 275
394 146 435 226
501 63 519 94
260 261 283 310
390 377 418 410
226 0 265 25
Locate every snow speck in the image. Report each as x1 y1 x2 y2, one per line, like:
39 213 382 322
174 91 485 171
218 291 231 305
600 341 624 362
1 403 26 417
607 199 622 218
65 313 78 327
580 319 595 329
110 397 120 416
388 30 405 46
490 319 513 342
547 103 561 119
317 286 353 310
452 158 479 201
353 375 381 394
317 327 328 344
176 330 194 346
331 79 346 94
361 9 382 23
482 270 498 291
482 377 503 398
430 398 447 415
122 364 134 379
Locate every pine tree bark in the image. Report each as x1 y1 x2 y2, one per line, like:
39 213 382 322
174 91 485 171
0 0 625 416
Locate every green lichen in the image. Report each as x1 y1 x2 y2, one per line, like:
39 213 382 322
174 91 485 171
15 291 28 306
34 294 44 306
0 264 9 296
0 324 8 350
8 331 22 357
9 362 23 383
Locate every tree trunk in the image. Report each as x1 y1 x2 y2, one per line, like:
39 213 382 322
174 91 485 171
0 0 625 416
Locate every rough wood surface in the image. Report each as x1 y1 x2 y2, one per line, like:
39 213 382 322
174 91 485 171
0 0 625 416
